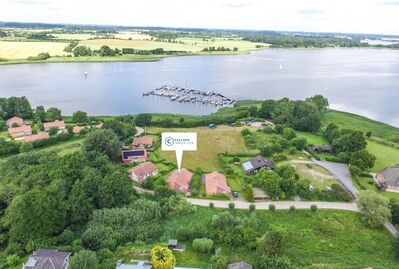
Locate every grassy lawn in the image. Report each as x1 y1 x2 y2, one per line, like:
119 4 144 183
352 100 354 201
149 125 256 171
294 163 337 189
33 137 84 156
367 140 399 172
0 131 7 138
323 110 399 142
0 40 71 59
163 207 397 269
296 131 327 145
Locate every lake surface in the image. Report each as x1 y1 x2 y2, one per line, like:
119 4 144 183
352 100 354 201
0 48 399 126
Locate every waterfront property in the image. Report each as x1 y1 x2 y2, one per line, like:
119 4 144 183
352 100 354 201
24 132 49 143
128 161 158 183
43 120 66 132
242 156 274 174
6 116 23 127
23 249 71 269
167 168 193 193
8 124 32 138
132 136 153 148
376 165 399 191
122 149 148 163
205 171 231 195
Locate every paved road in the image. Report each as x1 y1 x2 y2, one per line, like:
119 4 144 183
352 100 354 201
187 198 359 211
312 159 358 198
187 198 397 236
135 126 144 136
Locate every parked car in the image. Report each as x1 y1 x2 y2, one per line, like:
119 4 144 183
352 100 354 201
232 191 238 198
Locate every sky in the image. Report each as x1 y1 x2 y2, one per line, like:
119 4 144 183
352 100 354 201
1 0 399 35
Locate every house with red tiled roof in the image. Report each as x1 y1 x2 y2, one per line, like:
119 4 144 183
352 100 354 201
128 161 158 183
167 168 193 193
205 171 231 195
8 124 32 138
72 126 84 134
43 120 65 132
132 136 153 148
6 116 23 128
24 132 49 143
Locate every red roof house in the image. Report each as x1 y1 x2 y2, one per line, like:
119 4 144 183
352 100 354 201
205 172 231 195
167 168 193 193
128 161 158 183
132 136 153 148
8 124 32 138
43 120 65 131
24 132 49 143
6 116 23 128
72 126 84 134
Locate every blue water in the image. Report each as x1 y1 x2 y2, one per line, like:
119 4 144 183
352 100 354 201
0 48 398 126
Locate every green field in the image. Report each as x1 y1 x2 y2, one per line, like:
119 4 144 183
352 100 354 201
296 131 328 145
323 110 399 142
162 207 397 268
367 140 399 172
149 125 257 171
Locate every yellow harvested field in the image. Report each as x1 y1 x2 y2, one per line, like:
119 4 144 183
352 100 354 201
0 41 71 59
80 37 267 52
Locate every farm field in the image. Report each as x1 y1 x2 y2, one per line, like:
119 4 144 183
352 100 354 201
296 130 328 145
149 125 257 171
0 40 70 59
162 207 397 268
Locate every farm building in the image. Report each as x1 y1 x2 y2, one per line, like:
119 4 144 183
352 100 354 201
376 165 399 191
167 168 193 193
242 156 274 174
310 144 334 153
8 124 32 138
122 149 148 163
132 136 153 148
128 161 158 183
23 249 71 269
43 120 65 132
24 132 49 143
6 116 23 127
205 171 231 195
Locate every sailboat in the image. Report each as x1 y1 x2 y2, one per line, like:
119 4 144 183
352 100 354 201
84 71 88 78
279 64 283 70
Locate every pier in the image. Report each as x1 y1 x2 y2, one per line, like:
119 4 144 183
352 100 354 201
142 86 236 107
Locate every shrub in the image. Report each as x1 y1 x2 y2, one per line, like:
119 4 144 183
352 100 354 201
209 202 214 208
249 204 256 211
269 204 276 211
272 153 288 162
228 202 235 209
289 205 296 212
6 254 19 267
310 204 318 213
192 238 214 253
241 128 251 136
210 251 229 269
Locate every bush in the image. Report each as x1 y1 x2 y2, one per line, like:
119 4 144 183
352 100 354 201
269 204 276 211
228 202 235 209
272 153 287 162
289 205 296 212
209 202 214 208
249 204 256 211
310 204 318 213
6 254 19 267
192 238 214 253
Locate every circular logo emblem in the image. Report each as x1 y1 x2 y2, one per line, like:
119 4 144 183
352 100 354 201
165 137 174 146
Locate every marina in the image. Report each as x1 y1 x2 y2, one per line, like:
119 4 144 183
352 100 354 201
142 85 236 107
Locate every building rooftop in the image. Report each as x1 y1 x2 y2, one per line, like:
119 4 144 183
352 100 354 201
205 171 231 194
24 249 71 269
129 162 157 178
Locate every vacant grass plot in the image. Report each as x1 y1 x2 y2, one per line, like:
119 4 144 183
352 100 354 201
0 41 70 59
367 140 399 172
163 207 397 268
296 131 328 145
149 125 255 171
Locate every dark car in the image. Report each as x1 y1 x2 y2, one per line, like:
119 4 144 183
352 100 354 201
232 191 238 198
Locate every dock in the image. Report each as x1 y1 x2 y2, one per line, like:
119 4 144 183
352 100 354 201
142 85 236 107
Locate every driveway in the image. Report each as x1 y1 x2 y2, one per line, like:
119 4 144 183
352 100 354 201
312 159 358 198
135 126 144 136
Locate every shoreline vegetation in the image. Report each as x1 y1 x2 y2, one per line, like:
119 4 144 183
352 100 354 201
1 23 399 65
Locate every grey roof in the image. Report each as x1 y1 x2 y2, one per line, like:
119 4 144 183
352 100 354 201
24 249 71 269
242 156 274 172
228 262 253 269
377 166 399 188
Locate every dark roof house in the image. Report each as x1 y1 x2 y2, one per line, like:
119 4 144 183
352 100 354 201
228 262 253 269
23 249 71 269
376 165 399 190
242 156 274 174
310 144 333 153
122 149 148 163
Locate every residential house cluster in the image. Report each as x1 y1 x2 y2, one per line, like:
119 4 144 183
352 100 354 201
6 116 66 143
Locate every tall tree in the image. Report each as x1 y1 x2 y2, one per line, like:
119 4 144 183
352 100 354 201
99 170 133 208
82 129 122 161
69 250 98 269
356 190 391 228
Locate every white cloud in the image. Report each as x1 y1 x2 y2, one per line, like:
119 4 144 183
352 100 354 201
1 0 398 35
